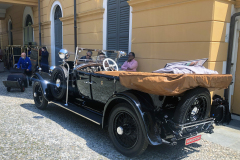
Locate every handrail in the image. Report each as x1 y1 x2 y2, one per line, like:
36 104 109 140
5 45 48 68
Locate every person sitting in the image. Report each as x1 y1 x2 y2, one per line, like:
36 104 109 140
80 51 92 60
121 52 138 72
97 51 106 62
17 52 32 86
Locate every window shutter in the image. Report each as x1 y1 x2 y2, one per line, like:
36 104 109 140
119 0 129 53
107 0 118 51
107 0 129 53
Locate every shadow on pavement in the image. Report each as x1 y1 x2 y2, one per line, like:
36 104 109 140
225 119 240 130
20 103 202 159
217 119 240 131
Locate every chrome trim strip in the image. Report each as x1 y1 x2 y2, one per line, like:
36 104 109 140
181 120 214 129
51 102 101 125
178 118 214 127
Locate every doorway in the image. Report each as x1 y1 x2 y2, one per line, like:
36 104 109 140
54 5 62 65
24 14 33 45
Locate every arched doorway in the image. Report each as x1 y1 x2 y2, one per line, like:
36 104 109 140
24 14 33 45
54 5 62 65
8 20 13 45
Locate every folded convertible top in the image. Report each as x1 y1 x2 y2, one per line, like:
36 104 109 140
96 71 232 96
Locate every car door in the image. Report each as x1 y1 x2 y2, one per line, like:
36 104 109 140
76 71 92 99
91 73 115 103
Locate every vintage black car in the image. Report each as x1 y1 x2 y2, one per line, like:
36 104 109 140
32 47 230 157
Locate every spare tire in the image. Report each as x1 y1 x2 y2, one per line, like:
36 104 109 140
50 66 68 100
173 87 211 132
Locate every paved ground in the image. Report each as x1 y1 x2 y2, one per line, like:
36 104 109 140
0 71 240 159
202 118 240 152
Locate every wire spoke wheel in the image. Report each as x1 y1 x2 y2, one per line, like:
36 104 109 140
185 96 207 132
108 103 148 157
113 111 139 149
173 88 211 133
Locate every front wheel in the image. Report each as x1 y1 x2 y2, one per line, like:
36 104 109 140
108 103 148 157
33 82 48 110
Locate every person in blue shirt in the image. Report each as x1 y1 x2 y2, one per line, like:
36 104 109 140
17 52 32 86
41 47 49 72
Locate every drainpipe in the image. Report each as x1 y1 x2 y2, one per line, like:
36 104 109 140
224 12 240 100
38 0 42 46
74 0 77 50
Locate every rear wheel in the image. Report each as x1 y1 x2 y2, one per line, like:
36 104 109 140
173 88 211 132
108 103 148 157
33 82 48 110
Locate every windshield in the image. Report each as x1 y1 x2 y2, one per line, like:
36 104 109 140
75 48 127 65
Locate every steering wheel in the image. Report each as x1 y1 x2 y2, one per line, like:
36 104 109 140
103 58 119 71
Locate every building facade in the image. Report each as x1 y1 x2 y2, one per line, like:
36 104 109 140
0 0 240 115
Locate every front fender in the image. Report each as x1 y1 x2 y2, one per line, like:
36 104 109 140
103 91 162 145
32 72 52 101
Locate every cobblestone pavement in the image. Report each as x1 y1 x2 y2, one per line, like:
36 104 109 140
0 71 240 159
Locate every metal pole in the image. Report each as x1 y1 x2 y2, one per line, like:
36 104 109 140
38 0 42 46
74 0 77 50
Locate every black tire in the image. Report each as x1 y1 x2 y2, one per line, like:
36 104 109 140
173 88 211 132
108 103 148 157
33 82 48 110
50 66 68 100
24 79 28 87
7 87 11 92
21 86 25 92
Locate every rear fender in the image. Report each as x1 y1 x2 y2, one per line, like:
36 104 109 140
32 72 52 101
102 91 162 145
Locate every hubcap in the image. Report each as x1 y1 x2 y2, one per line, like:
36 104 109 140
117 126 124 135
56 79 61 88
191 107 199 115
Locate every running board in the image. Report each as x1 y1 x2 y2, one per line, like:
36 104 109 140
51 100 102 125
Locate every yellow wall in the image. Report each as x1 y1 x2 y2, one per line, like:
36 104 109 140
129 0 232 73
0 0 105 64
0 0 232 69
0 5 26 46
32 0 104 63
128 0 232 97
0 0 235 99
